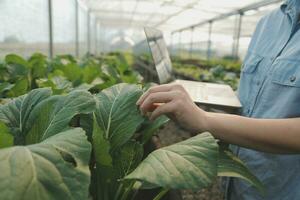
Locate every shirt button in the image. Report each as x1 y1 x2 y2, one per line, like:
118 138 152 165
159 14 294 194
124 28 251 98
256 81 260 86
290 76 296 83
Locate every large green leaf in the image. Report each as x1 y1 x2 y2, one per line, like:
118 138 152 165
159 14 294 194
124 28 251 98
36 76 73 95
113 140 143 178
92 83 145 200
28 53 48 79
140 115 169 145
82 65 102 84
102 65 121 82
111 141 144 200
6 78 29 97
0 88 96 145
61 63 82 84
26 90 96 143
5 54 29 79
0 122 13 148
92 113 144 200
0 82 14 96
0 88 52 144
94 83 144 151
0 128 91 200
93 115 112 167
79 113 94 141
92 115 117 200
125 132 219 190
0 62 9 81
217 149 265 194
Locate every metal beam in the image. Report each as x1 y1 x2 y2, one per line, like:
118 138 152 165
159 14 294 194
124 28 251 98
94 17 161 27
90 9 168 18
172 0 282 34
154 0 199 27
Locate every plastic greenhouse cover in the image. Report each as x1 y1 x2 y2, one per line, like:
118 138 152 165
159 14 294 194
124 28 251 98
82 0 282 58
83 0 282 32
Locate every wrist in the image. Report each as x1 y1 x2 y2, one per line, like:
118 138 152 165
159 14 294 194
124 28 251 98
194 107 212 133
202 111 213 133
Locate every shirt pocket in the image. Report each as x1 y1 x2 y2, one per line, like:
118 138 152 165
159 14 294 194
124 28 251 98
241 53 264 74
259 59 300 118
272 59 300 88
238 53 264 111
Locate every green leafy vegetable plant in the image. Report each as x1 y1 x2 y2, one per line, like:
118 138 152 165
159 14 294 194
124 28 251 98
90 83 264 200
0 88 96 200
0 53 143 98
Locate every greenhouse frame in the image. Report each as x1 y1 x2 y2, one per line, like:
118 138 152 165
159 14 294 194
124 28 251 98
1 0 283 60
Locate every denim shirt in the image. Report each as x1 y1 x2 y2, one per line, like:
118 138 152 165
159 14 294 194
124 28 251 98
228 0 300 199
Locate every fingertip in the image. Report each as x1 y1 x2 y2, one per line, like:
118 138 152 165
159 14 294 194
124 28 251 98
149 112 157 121
136 97 142 105
140 108 147 116
137 92 147 105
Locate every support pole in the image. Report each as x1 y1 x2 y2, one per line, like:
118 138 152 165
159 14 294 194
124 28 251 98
87 11 91 53
170 33 174 56
176 32 179 56
232 13 243 60
94 19 97 54
48 0 53 58
97 22 101 55
179 31 182 58
232 15 238 58
95 22 98 55
207 21 212 61
75 0 79 57
190 27 194 59
235 13 243 60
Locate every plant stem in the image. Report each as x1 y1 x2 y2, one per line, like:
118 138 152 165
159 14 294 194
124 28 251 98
114 183 124 200
153 188 169 200
120 181 134 200
130 188 139 200
129 181 142 200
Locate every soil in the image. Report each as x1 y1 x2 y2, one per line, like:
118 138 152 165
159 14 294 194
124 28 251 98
156 121 224 200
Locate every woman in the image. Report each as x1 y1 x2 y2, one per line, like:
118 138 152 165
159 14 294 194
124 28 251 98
137 0 300 199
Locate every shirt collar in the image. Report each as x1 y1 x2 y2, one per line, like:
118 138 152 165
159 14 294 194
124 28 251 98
281 0 300 23
280 0 288 13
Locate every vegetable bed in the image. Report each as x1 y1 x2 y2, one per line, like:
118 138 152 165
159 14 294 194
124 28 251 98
136 54 241 90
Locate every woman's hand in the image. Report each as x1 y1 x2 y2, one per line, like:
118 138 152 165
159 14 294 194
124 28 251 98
137 84 300 153
136 83 208 133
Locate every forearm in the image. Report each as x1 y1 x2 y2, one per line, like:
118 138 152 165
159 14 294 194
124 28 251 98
204 112 300 154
